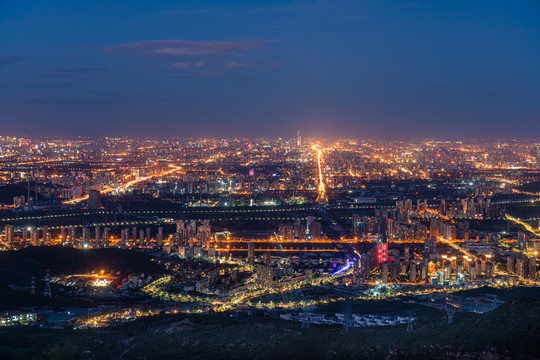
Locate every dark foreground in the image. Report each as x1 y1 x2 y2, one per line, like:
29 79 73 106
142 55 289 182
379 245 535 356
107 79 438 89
1 287 540 360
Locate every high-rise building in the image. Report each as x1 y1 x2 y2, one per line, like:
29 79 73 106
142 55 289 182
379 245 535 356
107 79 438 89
132 227 138 245
139 229 144 245
416 226 428 240
69 226 76 244
4 225 14 245
198 221 211 248
60 227 67 243
175 220 185 247
409 261 417 282
528 257 537 280
184 245 192 260
352 214 363 238
258 264 275 287
311 221 322 240
187 220 197 244
22 227 28 244
95 226 100 243
306 216 314 237
121 228 129 248
507 255 515 274
485 262 494 278
145 228 151 246
82 227 90 244
103 227 110 246
42 226 49 243
381 261 389 283
156 227 163 247
424 236 437 254
377 238 388 264
247 242 255 264
31 227 39 246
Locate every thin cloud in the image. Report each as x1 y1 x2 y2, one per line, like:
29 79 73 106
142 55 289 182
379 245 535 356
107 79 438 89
103 39 273 58
224 61 248 69
173 62 191 68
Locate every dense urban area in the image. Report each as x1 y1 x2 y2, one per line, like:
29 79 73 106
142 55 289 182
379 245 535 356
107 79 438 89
1 134 540 359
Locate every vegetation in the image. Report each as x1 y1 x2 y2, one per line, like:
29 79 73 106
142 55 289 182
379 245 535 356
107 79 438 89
1 287 540 359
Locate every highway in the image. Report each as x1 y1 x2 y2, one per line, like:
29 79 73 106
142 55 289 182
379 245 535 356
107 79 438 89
64 164 183 204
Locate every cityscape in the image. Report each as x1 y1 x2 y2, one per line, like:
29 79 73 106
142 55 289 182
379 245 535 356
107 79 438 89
0 135 540 358
1 1 540 359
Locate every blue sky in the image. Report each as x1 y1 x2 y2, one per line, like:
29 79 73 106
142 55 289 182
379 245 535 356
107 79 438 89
1 0 539 139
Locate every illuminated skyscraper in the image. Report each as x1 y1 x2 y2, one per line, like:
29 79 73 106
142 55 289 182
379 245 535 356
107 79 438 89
42 226 49 243
82 227 90 244
60 227 67 243
145 227 151 246
156 227 163 247
69 226 76 244
4 225 14 245
31 227 39 246
121 228 129 248
103 227 110 246
22 227 28 244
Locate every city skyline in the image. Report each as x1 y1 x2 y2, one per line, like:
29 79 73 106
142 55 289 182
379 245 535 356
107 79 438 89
1 1 540 139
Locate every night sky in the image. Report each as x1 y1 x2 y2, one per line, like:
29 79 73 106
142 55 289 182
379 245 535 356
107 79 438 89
1 1 539 139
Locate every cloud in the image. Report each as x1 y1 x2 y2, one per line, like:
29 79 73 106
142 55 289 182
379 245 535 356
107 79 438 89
55 66 108 73
173 62 191 68
173 61 205 69
224 61 248 69
103 39 272 58
0 55 30 65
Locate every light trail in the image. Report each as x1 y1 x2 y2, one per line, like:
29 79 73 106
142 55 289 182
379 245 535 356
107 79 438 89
64 164 182 204
332 262 352 275
312 144 328 203
512 188 540 196
437 236 476 260
214 248 339 252
505 214 540 237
